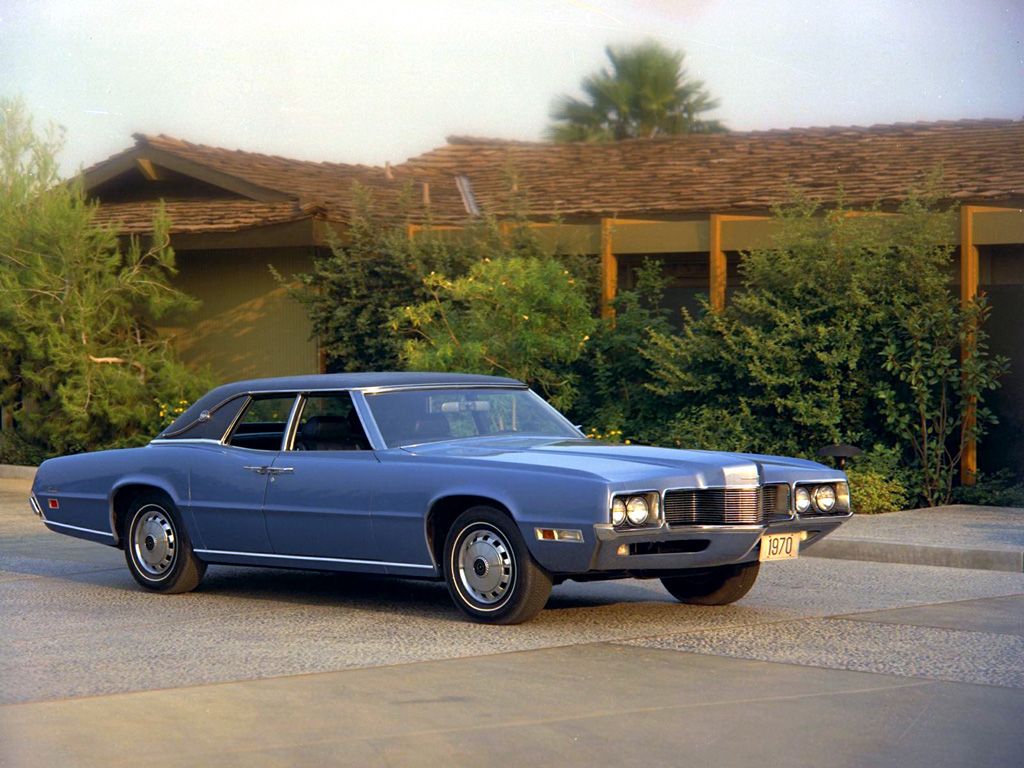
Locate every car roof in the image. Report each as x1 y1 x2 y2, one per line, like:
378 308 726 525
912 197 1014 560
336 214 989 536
221 371 523 395
157 372 525 440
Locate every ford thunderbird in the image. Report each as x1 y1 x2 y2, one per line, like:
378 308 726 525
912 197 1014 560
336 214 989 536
30 373 852 623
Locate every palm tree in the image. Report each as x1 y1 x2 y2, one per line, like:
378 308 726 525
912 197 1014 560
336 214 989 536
546 41 725 141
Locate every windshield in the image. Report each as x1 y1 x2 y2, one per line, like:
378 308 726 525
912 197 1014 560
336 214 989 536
364 387 581 447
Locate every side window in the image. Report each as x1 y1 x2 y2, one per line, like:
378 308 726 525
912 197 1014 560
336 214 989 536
226 395 297 451
293 393 371 451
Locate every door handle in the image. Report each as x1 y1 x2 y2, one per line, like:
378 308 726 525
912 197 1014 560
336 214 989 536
267 467 294 475
243 465 270 475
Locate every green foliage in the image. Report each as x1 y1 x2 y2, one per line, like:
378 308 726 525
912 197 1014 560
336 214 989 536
845 445 911 514
395 223 596 410
645 191 1007 505
547 40 724 141
569 258 674 441
285 190 477 372
0 98 212 459
951 469 1024 508
873 195 1007 504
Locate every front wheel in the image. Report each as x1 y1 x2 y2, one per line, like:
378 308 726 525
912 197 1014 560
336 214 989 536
443 507 552 624
661 561 760 605
124 493 206 594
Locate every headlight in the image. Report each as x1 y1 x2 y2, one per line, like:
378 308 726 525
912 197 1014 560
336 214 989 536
795 486 811 514
611 497 627 526
813 484 836 512
625 496 650 526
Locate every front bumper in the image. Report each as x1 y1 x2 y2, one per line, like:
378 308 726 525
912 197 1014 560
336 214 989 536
587 513 850 574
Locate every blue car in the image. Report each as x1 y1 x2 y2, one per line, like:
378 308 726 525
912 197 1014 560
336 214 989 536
30 373 852 623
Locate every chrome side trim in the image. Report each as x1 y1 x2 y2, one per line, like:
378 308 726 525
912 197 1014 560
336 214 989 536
220 394 254 445
193 549 435 570
280 395 304 451
359 383 528 395
44 520 116 539
349 390 388 450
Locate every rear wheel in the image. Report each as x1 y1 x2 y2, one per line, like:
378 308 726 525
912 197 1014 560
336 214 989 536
661 561 760 605
443 506 551 624
124 493 206 594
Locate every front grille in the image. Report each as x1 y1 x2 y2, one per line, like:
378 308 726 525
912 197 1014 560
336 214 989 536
763 483 792 521
664 488 763 526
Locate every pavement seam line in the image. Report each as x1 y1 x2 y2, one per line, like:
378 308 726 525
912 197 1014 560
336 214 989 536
610 622 1024 690
53 677 940 764
827 613 1024 639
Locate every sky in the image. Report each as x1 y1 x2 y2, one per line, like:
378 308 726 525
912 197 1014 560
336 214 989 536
1 0 1022 176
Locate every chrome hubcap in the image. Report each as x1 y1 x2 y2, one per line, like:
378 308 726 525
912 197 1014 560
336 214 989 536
457 526 513 605
132 506 176 578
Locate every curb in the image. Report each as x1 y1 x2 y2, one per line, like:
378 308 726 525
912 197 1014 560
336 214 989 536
805 537 1024 573
0 464 36 481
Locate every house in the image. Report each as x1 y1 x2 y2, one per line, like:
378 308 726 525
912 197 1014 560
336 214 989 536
81 120 1024 475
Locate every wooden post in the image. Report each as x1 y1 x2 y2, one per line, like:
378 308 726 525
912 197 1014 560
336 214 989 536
960 205 979 486
600 218 617 320
709 214 727 313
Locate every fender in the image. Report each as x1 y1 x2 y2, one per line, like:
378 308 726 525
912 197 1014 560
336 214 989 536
108 472 192 547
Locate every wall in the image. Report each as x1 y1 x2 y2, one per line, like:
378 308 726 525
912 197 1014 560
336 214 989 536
159 247 319 383
980 244 1024 475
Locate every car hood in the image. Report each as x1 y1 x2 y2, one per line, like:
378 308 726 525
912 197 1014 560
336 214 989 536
401 437 841 487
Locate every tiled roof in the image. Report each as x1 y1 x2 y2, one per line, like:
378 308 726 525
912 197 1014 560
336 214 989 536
84 119 1024 236
125 134 462 224
403 119 1024 219
92 200 322 234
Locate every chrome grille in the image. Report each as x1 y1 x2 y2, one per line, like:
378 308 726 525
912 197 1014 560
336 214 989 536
763 483 792 521
664 488 763 526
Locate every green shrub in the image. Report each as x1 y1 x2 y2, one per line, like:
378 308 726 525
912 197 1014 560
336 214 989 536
644 191 1007 505
843 445 912 514
951 470 1024 508
569 258 674 442
396 239 595 411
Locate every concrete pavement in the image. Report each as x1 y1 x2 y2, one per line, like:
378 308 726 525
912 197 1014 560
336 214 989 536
2 475 1023 766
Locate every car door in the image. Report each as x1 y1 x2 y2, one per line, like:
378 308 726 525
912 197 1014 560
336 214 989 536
187 393 298 554
262 392 382 569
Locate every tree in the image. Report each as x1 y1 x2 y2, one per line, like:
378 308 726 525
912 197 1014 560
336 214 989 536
0 99 211 460
395 224 596 410
644 191 1006 505
547 41 724 142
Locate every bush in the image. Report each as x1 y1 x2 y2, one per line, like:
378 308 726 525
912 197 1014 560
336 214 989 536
285 191 477 372
951 470 1024 508
396 224 596 410
644 191 1007 504
845 445 911 514
568 258 674 442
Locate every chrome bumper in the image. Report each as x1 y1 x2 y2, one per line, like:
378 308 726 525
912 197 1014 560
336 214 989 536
589 513 850 572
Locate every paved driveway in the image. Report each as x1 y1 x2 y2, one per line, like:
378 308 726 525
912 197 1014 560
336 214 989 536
1 478 1022 766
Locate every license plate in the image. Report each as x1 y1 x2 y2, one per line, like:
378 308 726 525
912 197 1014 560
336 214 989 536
759 532 800 562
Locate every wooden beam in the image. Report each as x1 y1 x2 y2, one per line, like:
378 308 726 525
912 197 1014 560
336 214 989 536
600 218 617 320
709 214 727 313
135 158 166 181
708 214 769 312
960 205 980 486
